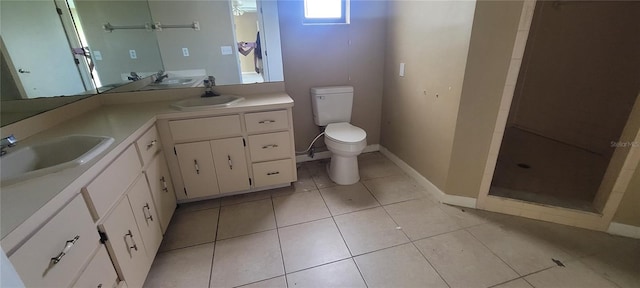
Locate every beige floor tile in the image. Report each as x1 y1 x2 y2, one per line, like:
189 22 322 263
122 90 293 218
176 199 220 214
273 190 330 227
279 218 350 272
220 190 272 206
580 244 640 288
159 208 218 252
271 167 318 198
363 175 428 205
286 259 366 288
415 230 518 288
354 243 447 288
237 276 287 288
524 260 617 288
319 183 380 215
217 199 275 240
467 221 572 275
210 230 284 287
144 243 214 288
438 204 507 228
307 161 338 189
334 207 409 255
384 199 461 240
358 157 403 180
492 278 533 288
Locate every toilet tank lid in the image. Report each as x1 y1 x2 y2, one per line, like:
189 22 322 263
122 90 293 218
311 86 353 95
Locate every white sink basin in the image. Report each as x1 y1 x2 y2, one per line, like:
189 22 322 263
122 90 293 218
1 135 114 184
171 95 245 111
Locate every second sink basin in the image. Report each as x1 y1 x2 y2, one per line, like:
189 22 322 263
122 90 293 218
1 135 115 184
171 95 245 111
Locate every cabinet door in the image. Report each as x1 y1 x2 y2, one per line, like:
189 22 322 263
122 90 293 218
145 153 176 233
211 137 250 193
127 176 163 260
100 197 149 288
72 245 118 288
175 142 220 198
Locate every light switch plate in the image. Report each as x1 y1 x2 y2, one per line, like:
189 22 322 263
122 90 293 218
399 63 405 77
182 48 189 57
220 46 232 55
129 49 137 59
93 51 102 61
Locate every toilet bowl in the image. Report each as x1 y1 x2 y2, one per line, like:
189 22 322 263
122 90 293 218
324 122 367 185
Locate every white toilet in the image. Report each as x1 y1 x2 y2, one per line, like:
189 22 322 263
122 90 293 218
311 86 367 185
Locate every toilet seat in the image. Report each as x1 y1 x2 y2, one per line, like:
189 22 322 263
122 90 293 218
325 122 366 144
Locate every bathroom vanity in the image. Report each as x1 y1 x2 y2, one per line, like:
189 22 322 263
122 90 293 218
0 91 295 287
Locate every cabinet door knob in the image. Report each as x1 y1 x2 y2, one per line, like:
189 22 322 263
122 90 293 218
146 139 157 150
194 159 200 174
125 230 138 253
50 235 80 264
160 176 169 192
143 203 154 221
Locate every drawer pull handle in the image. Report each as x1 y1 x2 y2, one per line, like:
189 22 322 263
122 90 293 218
258 120 275 124
125 230 138 252
146 140 157 150
228 155 233 170
194 159 200 174
50 235 80 264
267 171 280 176
262 144 279 149
143 203 154 221
161 176 169 192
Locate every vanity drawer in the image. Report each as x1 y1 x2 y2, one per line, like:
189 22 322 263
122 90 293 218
73 245 118 288
170 115 241 142
245 110 289 133
248 131 292 162
84 145 142 220
9 194 99 288
135 125 160 167
252 159 294 188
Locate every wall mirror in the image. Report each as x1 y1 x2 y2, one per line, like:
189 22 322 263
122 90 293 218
0 0 284 127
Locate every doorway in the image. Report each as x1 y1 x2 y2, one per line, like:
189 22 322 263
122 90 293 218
231 0 264 84
489 1 640 212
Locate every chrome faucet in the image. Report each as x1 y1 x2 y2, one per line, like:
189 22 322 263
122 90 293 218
128 72 141 81
155 70 169 83
202 76 220 97
1 134 17 156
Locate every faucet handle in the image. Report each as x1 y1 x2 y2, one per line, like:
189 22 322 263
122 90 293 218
3 134 17 147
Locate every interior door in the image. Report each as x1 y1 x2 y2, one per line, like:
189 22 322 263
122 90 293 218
175 141 220 198
211 137 250 193
0 0 87 98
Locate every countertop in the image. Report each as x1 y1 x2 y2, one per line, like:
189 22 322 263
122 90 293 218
0 92 293 252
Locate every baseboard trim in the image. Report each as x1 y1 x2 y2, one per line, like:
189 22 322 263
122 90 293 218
295 144 380 163
607 222 640 239
379 146 477 209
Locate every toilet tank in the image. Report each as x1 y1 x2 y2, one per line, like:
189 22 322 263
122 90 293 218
311 86 354 126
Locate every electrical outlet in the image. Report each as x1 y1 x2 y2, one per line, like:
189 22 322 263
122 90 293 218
129 49 137 59
182 48 189 57
93 51 102 61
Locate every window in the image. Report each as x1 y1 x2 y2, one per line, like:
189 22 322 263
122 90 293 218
303 0 349 24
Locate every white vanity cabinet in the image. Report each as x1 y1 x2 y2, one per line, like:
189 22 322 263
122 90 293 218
163 108 296 201
138 125 177 234
98 175 162 288
8 194 102 288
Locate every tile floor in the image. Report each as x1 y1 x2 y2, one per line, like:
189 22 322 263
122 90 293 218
145 152 640 288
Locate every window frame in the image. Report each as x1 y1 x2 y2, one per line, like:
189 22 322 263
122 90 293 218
303 0 350 25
